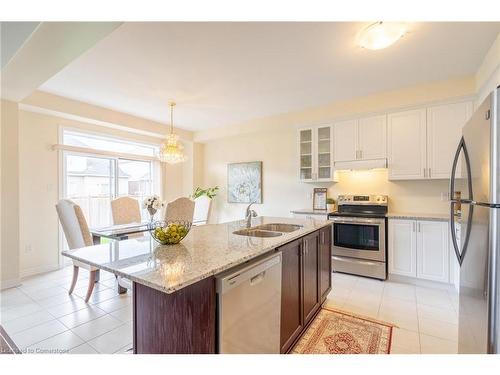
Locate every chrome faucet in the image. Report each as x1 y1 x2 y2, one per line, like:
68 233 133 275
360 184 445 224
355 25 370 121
245 202 258 228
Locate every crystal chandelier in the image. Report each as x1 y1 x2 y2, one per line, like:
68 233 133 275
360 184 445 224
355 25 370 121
158 101 187 164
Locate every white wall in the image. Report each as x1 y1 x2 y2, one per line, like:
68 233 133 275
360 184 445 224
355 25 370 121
476 32 500 105
1 100 21 289
199 76 476 224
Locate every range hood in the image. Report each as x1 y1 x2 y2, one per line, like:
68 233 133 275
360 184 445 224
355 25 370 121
334 158 387 171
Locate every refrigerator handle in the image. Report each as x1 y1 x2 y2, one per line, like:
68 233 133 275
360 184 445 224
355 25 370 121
450 201 474 267
449 136 474 266
449 136 474 203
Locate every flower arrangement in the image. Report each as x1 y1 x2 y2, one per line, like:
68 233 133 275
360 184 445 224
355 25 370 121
143 195 165 221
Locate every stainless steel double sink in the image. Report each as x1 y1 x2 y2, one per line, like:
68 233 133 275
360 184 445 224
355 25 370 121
233 223 302 238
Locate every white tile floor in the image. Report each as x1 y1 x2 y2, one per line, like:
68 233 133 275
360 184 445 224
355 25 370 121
1 266 459 354
324 272 459 354
0 266 132 354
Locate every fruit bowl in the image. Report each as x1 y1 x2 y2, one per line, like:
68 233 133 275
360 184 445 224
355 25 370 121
149 220 192 245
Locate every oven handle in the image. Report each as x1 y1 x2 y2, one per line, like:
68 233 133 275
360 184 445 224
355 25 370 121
329 218 384 225
332 256 382 267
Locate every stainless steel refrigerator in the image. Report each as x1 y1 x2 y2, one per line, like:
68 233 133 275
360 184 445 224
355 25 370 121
450 87 500 353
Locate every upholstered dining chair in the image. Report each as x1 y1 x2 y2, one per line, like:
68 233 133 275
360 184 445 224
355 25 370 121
192 195 211 226
164 197 195 222
111 196 141 225
55 199 98 303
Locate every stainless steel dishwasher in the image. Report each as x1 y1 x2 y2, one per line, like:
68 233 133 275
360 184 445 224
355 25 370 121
216 252 282 353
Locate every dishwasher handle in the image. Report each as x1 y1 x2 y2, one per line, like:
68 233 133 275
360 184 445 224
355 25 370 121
250 271 266 286
217 252 281 295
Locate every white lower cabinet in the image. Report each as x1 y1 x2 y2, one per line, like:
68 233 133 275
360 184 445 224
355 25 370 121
389 219 450 283
388 219 417 277
416 220 449 283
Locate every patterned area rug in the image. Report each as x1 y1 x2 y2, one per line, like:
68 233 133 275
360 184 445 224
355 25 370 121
292 307 394 354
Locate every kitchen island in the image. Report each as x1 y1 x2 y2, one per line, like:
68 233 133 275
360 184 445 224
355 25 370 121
62 216 333 354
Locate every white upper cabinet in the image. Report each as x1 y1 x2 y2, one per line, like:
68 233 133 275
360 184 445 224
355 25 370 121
298 125 335 182
426 101 473 179
388 108 427 180
333 119 358 162
416 220 449 283
388 101 473 180
358 115 387 160
316 125 334 181
334 115 387 162
299 128 314 181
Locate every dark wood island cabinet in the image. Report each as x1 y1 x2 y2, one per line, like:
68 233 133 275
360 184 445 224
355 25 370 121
279 224 332 353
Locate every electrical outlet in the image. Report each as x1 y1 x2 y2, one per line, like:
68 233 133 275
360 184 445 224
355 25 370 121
25 244 32 253
440 192 449 201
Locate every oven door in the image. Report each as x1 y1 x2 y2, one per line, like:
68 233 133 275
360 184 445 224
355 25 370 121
330 217 386 262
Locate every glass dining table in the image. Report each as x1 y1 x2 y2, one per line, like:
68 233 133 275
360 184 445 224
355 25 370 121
90 222 152 294
90 222 152 245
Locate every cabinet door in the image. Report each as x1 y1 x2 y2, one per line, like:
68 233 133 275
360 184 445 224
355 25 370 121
388 219 417 277
298 128 314 181
334 119 358 162
416 220 449 283
279 239 304 353
302 231 320 326
388 109 427 180
319 225 332 302
427 101 473 179
316 125 334 180
358 115 387 160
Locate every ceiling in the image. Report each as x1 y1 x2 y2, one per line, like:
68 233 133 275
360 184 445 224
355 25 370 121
39 22 500 131
1 22 39 68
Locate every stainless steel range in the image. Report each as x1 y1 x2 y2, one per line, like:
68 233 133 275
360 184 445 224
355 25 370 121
328 194 388 280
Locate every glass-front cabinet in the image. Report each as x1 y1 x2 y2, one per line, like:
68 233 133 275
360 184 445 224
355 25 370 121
298 125 335 182
299 128 313 180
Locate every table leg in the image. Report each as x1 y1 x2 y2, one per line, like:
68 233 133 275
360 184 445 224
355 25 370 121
116 275 128 294
118 284 128 294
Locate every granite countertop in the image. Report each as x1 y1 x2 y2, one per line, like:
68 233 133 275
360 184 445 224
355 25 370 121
290 208 331 215
387 212 451 221
62 216 332 295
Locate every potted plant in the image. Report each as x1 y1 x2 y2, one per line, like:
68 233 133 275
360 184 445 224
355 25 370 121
326 198 336 212
192 186 219 199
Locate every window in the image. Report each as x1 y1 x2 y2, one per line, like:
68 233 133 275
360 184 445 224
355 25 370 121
63 130 157 157
61 129 159 229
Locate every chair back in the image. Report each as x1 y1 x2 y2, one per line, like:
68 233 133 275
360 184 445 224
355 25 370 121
56 199 93 249
193 195 211 225
111 196 141 225
164 197 195 222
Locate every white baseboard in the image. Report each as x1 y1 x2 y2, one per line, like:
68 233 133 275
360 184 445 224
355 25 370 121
20 264 61 279
0 278 21 290
388 273 456 292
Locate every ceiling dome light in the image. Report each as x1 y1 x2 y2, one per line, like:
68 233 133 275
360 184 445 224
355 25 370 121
158 101 187 164
358 22 407 50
